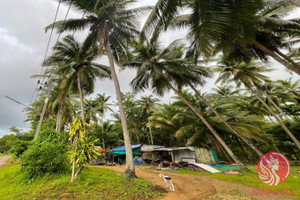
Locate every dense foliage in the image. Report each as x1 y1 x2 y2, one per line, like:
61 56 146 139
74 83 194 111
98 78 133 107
20 130 68 178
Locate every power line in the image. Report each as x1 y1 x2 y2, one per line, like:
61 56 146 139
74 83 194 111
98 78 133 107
35 4 87 101
28 0 63 107
23 2 90 131
20 0 63 130
39 2 73 89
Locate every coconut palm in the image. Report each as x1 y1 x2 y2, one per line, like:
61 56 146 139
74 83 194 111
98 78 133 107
216 60 300 149
33 66 78 133
94 93 113 122
143 0 300 75
46 0 151 177
138 95 159 144
84 98 100 124
189 86 264 157
124 39 246 168
149 93 265 161
44 35 111 125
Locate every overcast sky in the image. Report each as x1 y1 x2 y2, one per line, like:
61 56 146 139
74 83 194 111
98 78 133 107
0 0 299 138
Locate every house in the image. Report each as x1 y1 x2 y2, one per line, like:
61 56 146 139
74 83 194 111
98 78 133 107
109 144 163 164
143 147 197 163
109 144 218 165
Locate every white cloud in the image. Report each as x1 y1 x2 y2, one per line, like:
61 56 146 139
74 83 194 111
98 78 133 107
0 28 36 53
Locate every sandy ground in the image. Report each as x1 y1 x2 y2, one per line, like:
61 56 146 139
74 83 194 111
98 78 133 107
0 156 11 169
95 165 293 200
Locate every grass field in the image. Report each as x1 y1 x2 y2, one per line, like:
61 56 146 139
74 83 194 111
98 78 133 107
0 161 164 200
177 165 300 198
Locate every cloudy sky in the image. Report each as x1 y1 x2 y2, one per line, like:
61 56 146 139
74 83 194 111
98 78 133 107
0 0 299 137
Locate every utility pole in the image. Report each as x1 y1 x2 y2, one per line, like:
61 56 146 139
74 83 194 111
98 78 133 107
33 82 53 141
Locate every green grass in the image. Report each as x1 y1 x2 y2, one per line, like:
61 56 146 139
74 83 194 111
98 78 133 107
176 166 300 198
0 162 164 200
0 153 3 157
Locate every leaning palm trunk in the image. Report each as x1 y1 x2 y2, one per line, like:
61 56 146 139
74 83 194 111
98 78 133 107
189 83 264 157
105 43 136 178
246 85 300 150
264 94 290 121
265 94 284 115
252 40 300 75
166 81 246 169
77 76 86 124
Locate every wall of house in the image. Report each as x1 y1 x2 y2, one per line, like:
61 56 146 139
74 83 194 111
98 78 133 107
194 148 217 164
173 150 196 163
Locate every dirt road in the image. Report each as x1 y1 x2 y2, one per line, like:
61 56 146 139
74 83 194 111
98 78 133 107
0 156 11 169
97 165 291 200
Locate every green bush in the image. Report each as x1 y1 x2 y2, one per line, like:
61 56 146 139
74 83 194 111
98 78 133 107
20 130 69 178
9 140 32 157
0 134 17 153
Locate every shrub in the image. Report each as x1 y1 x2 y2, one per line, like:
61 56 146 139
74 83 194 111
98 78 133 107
9 140 32 157
20 130 69 178
0 134 17 153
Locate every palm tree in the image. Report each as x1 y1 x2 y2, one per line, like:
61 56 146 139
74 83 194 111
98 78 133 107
124 39 246 168
213 86 241 98
189 86 264 157
138 95 159 144
41 68 76 133
143 0 300 75
94 93 113 122
46 0 151 178
85 98 100 124
149 93 265 161
216 60 300 149
44 35 111 125
24 94 50 126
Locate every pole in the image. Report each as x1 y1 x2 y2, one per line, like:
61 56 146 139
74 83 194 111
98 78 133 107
33 82 53 141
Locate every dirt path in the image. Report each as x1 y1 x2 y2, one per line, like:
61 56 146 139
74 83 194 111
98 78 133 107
0 156 11 169
96 165 291 200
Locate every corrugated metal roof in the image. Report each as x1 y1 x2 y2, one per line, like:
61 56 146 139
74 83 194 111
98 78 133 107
110 144 142 152
141 145 164 151
143 147 195 152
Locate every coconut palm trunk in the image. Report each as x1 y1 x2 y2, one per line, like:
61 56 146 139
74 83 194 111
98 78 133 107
148 119 154 145
55 107 63 132
149 126 154 145
166 81 246 169
77 76 86 124
105 43 136 178
265 94 284 114
71 135 78 183
207 123 234 163
264 93 291 122
246 85 300 150
189 83 264 157
252 40 300 75
55 93 65 133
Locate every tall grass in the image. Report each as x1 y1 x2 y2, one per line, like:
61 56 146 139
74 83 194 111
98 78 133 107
0 163 164 200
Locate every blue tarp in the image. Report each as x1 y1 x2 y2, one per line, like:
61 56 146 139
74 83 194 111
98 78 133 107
110 144 142 152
